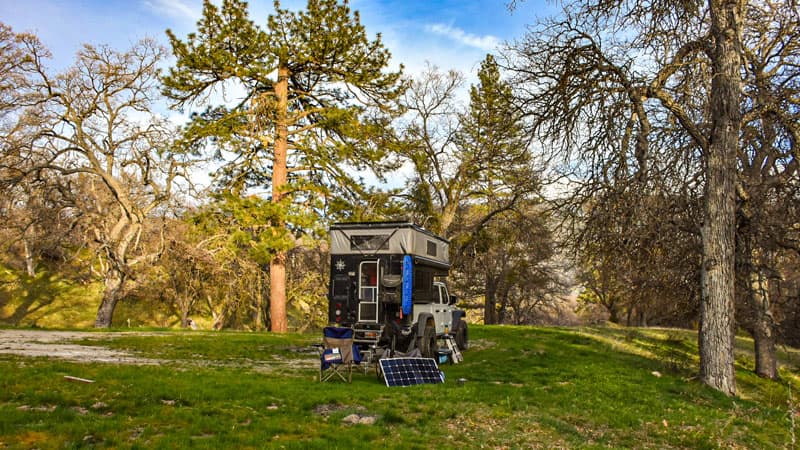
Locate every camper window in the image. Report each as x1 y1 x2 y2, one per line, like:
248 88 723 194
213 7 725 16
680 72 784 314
350 235 390 251
426 240 437 257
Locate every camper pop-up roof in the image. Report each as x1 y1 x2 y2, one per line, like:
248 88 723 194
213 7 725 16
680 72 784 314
329 222 450 270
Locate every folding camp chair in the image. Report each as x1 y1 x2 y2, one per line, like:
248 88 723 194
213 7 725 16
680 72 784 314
319 327 361 383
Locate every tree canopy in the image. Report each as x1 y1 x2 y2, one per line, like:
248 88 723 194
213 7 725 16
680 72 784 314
163 0 405 332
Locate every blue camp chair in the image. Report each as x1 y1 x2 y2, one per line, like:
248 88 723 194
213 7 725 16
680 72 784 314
319 327 361 383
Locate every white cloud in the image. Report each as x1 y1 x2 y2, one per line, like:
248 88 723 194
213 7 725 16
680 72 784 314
143 0 200 22
425 23 500 52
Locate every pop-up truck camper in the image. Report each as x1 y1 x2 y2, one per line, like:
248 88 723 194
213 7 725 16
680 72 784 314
328 222 468 360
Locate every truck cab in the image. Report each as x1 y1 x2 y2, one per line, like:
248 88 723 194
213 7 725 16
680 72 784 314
327 222 468 357
417 281 455 335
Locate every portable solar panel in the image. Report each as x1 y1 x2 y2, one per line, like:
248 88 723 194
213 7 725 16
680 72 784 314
379 357 444 387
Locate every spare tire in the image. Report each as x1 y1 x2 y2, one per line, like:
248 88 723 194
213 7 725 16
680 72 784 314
418 324 438 358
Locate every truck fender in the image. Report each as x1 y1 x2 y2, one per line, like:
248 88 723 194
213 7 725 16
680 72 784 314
415 312 435 336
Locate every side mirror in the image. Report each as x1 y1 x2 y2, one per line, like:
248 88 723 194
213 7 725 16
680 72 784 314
449 294 457 305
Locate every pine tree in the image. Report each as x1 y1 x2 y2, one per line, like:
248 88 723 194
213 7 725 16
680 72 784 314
455 54 539 324
401 57 535 238
457 54 533 208
163 0 404 332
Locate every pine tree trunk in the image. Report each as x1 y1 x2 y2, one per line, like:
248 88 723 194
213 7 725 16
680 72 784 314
95 268 125 328
269 62 290 333
699 0 742 396
254 271 264 331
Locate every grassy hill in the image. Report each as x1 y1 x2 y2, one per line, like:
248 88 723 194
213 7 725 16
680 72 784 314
0 264 102 328
1 325 798 448
0 264 176 328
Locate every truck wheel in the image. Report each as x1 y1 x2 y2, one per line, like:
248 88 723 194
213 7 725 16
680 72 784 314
418 324 438 359
454 320 468 351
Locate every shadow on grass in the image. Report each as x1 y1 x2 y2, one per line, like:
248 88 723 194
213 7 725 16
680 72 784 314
571 326 699 375
0 271 88 327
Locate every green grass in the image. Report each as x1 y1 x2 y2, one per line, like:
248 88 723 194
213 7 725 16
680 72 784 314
1 325 798 449
0 263 176 328
0 265 102 328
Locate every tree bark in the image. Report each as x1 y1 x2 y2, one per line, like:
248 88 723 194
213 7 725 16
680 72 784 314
180 294 191 328
484 276 497 325
742 71 781 379
94 268 125 328
752 318 778 379
608 309 619 324
439 201 458 238
699 0 743 396
23 238 35 277
93 218 140 328
750 265 778 379
254 271 264 331
269 62 290 333
497 288 509 324
753 320 778 379
604 294 620 324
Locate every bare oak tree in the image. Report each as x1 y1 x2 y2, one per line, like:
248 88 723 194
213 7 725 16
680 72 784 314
399 59 552 324
507 0 777 394
735 0 800 378
0 23 62 276
10 39 190 327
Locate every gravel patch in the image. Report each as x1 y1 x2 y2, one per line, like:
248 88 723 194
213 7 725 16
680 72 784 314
0 329 318 372
0 329 159 364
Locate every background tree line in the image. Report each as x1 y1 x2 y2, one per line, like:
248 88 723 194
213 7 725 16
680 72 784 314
0 1 561 335
1 0 798 396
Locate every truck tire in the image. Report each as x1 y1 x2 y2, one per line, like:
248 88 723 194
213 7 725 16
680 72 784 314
418 324 438 359
454 320 468 351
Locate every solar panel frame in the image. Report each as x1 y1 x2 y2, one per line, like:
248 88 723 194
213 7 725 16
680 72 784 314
380 357 444 387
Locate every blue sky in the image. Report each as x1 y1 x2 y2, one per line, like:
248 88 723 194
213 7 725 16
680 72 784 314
1 0 559 189
0 0 557 80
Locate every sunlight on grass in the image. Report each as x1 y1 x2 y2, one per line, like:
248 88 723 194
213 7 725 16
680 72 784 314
0 268 102 328
0 264 179 329
0 325 797 448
